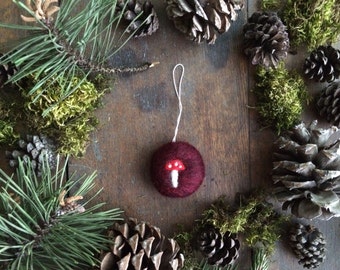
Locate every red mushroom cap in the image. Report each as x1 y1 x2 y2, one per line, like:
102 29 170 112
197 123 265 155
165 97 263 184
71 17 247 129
165 159 186 171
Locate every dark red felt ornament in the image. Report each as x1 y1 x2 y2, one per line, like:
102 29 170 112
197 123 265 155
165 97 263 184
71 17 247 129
150 64 205 197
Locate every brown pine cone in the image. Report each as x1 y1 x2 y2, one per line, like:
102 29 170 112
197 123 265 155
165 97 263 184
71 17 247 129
273 121 340 220
116 0 159 37
197 226 240 266
100 218 184 270
289 223 326 269
316 82 340 126
166 0 244 44
243 12 289 67
6 134 57 176
304 45 340 82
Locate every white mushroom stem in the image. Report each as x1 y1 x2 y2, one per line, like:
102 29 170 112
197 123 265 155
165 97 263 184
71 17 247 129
170 170 179 188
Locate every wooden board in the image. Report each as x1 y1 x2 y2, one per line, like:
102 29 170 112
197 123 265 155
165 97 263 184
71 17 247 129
0 1 339 269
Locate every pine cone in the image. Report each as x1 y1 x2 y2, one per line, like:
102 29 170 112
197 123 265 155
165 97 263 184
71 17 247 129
100 218 184 270
289 223 326 269
243 12 289 67
304 45 340 82
6 134 57 176
273 120 340 220
0 53 18 87
116 0 159 37
166 0 244 44
197 226 240 266
316 82 340 126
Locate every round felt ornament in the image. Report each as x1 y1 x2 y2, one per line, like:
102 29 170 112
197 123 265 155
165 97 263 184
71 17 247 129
151 141 205 197
150 64 205 197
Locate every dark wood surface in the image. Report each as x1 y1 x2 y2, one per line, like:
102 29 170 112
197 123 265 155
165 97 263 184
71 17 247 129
0 1 339 270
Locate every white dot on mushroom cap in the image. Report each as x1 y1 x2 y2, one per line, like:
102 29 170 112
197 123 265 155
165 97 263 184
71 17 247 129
168 164 172 169
175 162 178 166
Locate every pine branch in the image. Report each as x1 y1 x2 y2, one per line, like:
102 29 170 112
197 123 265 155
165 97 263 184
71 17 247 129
0 155 123 270
250 248 270 270
0 0 157 112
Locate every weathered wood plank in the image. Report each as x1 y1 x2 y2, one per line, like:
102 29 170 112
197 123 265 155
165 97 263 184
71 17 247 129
69 1 250 236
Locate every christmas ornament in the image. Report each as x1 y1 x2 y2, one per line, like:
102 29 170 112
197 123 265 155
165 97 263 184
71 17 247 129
317 82 340 126
243 12 289 67
289 223 326 269
100 218 184 270
197 226 240 267
150 64 205 197
304 45 340 83
273 120 340 220
165 0 244 44
6 134 57 176
116 0 159 37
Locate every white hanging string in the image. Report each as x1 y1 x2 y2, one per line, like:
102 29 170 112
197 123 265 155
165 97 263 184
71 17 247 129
172 63 184 142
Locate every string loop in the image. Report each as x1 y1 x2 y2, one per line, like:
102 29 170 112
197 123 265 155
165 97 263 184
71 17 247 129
172 63 184 142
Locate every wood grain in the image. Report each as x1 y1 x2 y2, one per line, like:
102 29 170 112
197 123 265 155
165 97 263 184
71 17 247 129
0 1 339 270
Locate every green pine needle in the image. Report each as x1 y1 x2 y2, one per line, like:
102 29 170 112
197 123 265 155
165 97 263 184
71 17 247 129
198 260 238 270
251 248 270 270
0 156 123 270
0 0 152 113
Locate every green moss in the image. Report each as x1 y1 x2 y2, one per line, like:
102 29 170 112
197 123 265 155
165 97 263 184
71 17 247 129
260 0 283 11
200 196 257 235
21 74 105 156
244 200 287 254
0 119 18 144
173 193 286 268
200 194 287 254
174 232 201 270
254 62 308 134
282 0 340 50
0 101 19 144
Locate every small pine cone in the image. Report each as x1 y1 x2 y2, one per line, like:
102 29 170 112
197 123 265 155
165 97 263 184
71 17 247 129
100 218 184 270
0 53 18 87
273 120 340 220
304 45 340 82
316 82 340 126
197 226 240 267
289 223 326 269
243 12 289 67
117 0 159 37
6 134 57 175
166 0 244 44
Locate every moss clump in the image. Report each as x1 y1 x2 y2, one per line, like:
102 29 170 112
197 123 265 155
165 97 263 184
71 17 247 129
173 193 286 269
282 0 340 50
260 0 283 11
254 62 308 133
200 194 287 254
0 101 19 144
22 75 105 156
0 120 18 144
200 196 256 235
